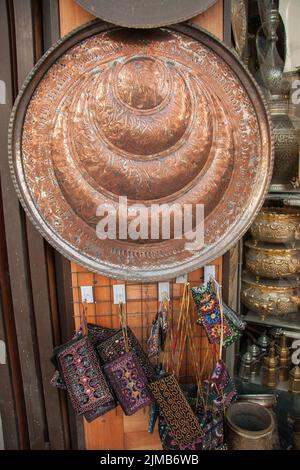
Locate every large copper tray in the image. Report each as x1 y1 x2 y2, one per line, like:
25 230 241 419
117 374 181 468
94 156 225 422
9 21 273 281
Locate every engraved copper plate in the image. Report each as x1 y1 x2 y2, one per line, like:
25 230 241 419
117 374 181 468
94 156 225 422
76 0 217 28
9 22 273 281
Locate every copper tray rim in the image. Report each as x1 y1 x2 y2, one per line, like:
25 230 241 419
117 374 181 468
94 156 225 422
8 20 274 281
75 0 218 29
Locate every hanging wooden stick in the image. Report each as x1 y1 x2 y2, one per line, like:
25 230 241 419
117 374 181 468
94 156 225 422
118 301 129 352
80 301 88 336
216 283 224 360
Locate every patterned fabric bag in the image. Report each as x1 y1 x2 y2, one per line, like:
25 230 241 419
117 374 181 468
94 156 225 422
191 280 242 347
97 327 156 380
156 382 227 451
148 374 203 446
104 351 153 416
202 359 238 413
56 336 116 417
147 300 169 358
51 323 116 390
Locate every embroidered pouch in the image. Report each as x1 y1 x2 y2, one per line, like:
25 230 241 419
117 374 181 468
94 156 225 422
202 359 238 414
51 323 116 389
104 351 153 416
83 323 116 346
57 336 115 416
191 283 240 347
158 414 204 450
147 315 161 358
148 374 203 446
223 303 246 331
147 305 168 358
97 328 156 380
196 410 225 450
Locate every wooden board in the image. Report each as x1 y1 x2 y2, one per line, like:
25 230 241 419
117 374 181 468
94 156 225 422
60 0 224 450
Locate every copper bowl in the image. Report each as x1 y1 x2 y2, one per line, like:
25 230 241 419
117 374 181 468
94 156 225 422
250 207 300 245
244 239 300 278
241 272 300 319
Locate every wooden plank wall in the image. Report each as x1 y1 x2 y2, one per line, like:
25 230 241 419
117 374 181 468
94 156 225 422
59 0 224 450
0 0 76 450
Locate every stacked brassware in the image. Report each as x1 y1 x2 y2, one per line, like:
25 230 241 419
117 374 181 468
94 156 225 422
241 207 300 320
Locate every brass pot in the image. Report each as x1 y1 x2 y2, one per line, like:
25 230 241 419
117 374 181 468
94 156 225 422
245 240 300 278
237 395 280 449
225 402 274 450
238 394 277 409
241 273 300 319
250 207 300 245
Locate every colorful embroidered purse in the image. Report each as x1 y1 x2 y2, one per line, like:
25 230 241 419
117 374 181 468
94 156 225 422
197 412 226 450
51 323 117 390
104 351 153 415
191 281 241 348
148 374 203 446
223 303 246 332
202 359 238 414
57 336 115 417
97 328 156 380
148 300 169 358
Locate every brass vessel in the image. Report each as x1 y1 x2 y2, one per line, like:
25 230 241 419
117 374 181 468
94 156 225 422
225 402 274 450
237 394 279 449
237 394 277 409
289 366 300 394
245 240 300 279
250 207 300 245
257 332 271 354
241 273 300 319
256 2 300 191
276 335 290 382
262 347 279 388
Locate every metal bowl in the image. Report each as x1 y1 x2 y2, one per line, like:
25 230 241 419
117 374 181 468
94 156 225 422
245 239 300 278
241 272 300 319
250 207 300 245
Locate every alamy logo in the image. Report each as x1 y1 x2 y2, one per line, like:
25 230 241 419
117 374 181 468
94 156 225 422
95 196 204 252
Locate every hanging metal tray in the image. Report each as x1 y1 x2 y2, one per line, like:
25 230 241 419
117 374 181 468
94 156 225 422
9 21 273 281
76 0 217 28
